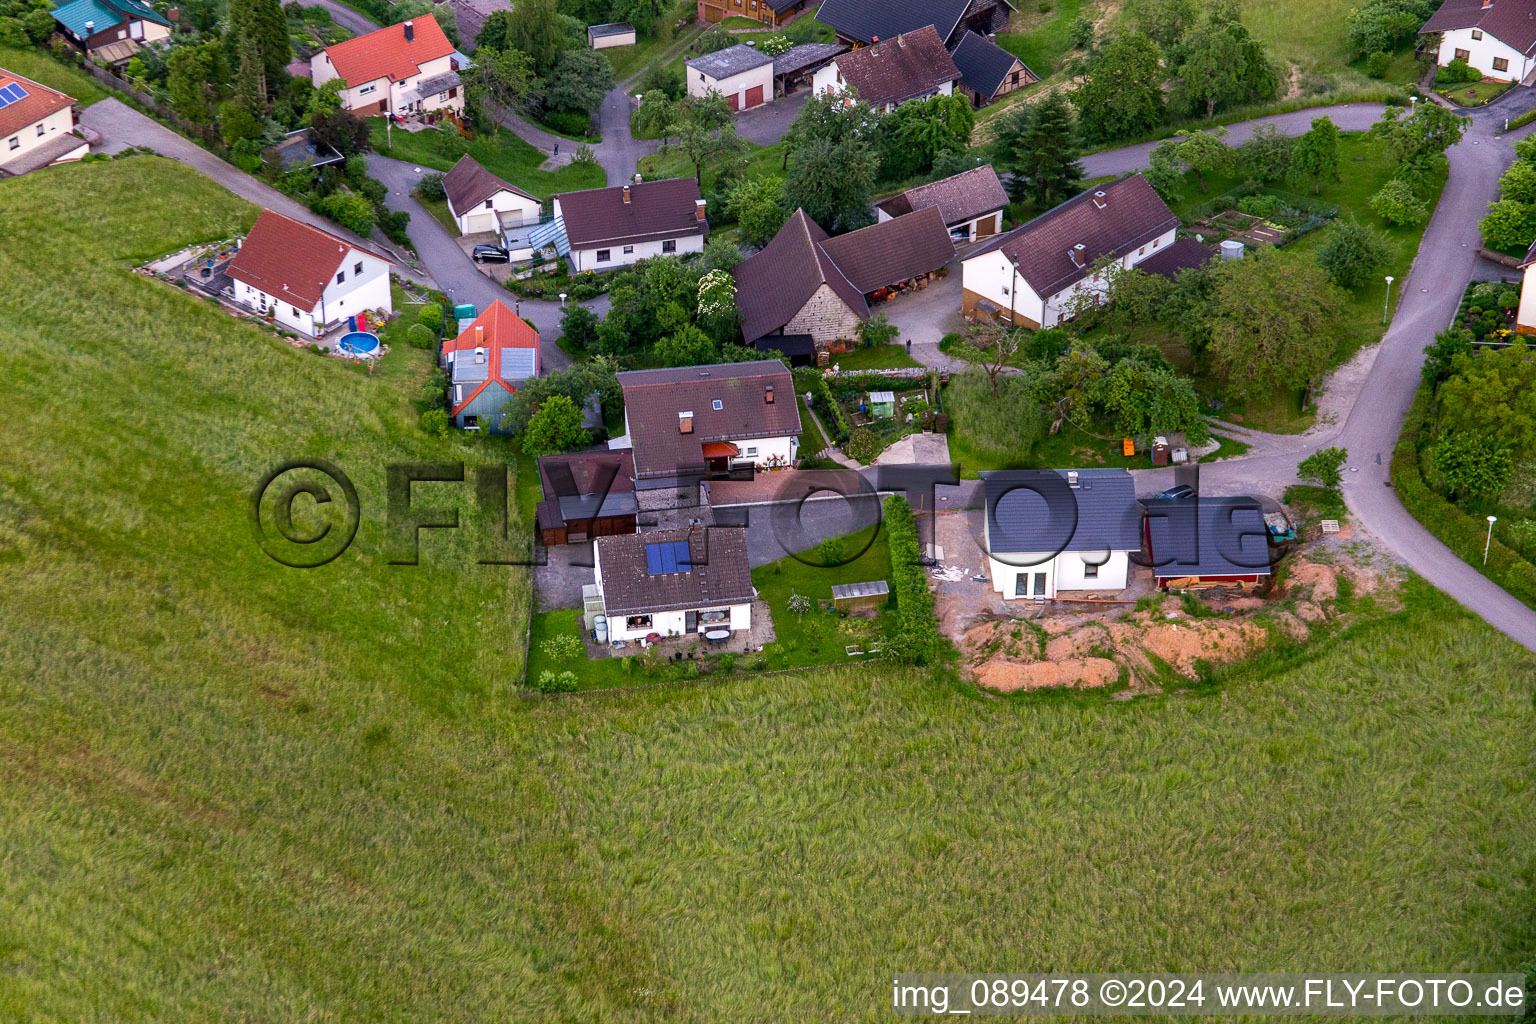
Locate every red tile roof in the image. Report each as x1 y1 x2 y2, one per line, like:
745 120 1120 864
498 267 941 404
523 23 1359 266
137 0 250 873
966 173 1178 298
227 209 393 311
0 68 74 140
829 25 960 107
446 299 540 416
322 14 454 87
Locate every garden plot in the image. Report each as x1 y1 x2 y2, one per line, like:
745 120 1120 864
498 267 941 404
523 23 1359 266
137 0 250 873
1187 190 1337 250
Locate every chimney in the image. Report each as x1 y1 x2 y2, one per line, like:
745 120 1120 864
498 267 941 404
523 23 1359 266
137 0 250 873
633 173 642 183
765 385 774 404
475 325 484 347
897 33 906 47
1067 470 1079 489
1092 189 1107 209
622 184 631 204
695 198 707 222
84 19 94 33
403 19 414 40
872 34 879 43
1068 243 1085 267
679 411 694 434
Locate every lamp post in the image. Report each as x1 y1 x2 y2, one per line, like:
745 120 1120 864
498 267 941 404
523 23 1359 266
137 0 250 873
559 292 568 308
1485 515 1498 565
1383 275 1394 323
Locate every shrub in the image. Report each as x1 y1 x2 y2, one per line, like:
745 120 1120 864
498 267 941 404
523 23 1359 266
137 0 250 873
1370 178 1428 226
1365 51 1393 78
406 323 435 349
1237 193 1284 218
419 408 450 436
1298 446 1348 488
540 633 583 660
1316 220 1393 289
1497 288 1520 309
1440 58 1477 84
418 303 444 332
882 495 943 665
534 669 578 693
816 536 848 566
379 209 411 246
541 109 592 136
718 654 736 673
846 427 881 463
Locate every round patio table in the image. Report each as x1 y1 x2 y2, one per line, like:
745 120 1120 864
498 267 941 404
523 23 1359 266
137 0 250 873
704 629 730 642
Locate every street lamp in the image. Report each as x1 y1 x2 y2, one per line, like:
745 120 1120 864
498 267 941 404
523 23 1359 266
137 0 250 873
1485 515 1498 565
559 292 568 308
1383 275 1394 323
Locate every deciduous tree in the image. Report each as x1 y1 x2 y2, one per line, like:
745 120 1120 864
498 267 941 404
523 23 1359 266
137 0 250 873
522 394 592 455
1204 248 1345 394
1315 220 1393 289
662 92 746 184
1289 115 1341 195
1072 32 1165 144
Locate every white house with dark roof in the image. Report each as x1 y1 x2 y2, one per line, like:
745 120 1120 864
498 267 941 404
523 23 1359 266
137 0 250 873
982 469 1142 600
686 43 775 111
875 164 1009 242
1420 0 1536 82
960 173 1178 329
552 177 708 273
441 153 543 240
594 527 755 641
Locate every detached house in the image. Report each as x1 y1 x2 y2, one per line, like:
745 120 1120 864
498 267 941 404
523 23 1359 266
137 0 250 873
950 31 1038 106
51 0 170 65
982 469 1142 601
734 206 955 357
961 173 1178 329
312 15 465 118
611 360 802 504
593 527 755 642
442 153 543 243
1420 0 1536 83
815 0 1016 47
440 299 540 430
552 177 708 273
226 209 394 338
875 163 1009 243
811 25 961 112
685 44 775 111
0 69 89 175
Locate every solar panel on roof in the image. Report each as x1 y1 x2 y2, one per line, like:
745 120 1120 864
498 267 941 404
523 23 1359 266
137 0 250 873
644 540 692 575
0 82 29 108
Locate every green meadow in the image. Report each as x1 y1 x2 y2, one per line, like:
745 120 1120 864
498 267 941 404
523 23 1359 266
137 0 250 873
1 159 1534 1021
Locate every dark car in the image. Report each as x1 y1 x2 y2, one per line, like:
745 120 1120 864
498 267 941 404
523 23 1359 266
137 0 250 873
472 245 510 264
1155 484 1196 501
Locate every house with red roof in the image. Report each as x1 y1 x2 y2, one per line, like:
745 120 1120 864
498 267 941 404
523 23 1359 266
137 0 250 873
0 68 89 175
441 300 540 430
310 15 465 118
226 209 395 338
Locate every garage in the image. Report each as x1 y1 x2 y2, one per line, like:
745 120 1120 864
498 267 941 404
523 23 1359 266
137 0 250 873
464 212 496 233
685 44 775 115
744 84 763 108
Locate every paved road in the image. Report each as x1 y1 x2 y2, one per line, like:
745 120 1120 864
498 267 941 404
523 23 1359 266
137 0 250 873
595 85 659 186
369 152 613 371
78 98 430 285
301 0 380 37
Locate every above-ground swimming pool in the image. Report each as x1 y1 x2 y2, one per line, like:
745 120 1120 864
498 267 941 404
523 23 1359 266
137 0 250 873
337 331 381 356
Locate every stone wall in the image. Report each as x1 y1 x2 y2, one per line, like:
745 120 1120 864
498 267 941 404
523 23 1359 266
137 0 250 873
784 283 863 344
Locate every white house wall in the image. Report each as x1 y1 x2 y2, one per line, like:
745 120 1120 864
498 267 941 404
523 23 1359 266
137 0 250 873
961 248 1045 327
689 63 774 109
450 188 542 235
566 232 704 273
312 52 465 115
1437 27 1534 83
985 550 1131 599
233 247 392 337
603 603 752 641
0 106 86 170
811 65 954 112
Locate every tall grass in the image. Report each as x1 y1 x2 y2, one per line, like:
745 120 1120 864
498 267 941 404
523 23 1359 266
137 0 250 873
2 161 1535 1022
943 369 1049 468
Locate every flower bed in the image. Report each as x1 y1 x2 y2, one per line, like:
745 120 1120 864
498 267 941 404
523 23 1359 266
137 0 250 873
1455 279 1521 342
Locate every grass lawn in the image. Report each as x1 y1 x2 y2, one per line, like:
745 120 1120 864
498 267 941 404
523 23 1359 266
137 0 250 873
0 46 109 106
411 190 458 234
638 138 785 188
1437 79 1515 107
833 343 923 370
796 400 830 456
368 119 605 198
996 0 1082 79
8 153 1536 1023
750 524 893 669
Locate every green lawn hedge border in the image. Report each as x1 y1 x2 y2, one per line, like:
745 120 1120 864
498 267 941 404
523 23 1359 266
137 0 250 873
882 494 946 664
1391 385 1536 609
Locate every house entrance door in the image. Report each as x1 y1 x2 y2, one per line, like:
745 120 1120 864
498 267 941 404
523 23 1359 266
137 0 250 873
1032 572 1047 598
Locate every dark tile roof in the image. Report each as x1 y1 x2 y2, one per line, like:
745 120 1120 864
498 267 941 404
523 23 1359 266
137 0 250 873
442 153 539 216
1143 497 1274 579
1422 0 1536 53
827 25 961 107
772 42 847 76
596 527 755 615
617 360 802 478
555 177 708 250
733 208 868 343
686 43 774 79
538 449 637 526
449 0 510 51
1136 237 1216 280
966 173 1178 298
817 205 956 292
815 0 976 44
982 469 1142 553
950 30 1035 99
875 164 1009 226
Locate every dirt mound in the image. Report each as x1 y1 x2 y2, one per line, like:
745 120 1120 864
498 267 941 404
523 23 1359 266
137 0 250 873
975 658 1118 692
1287 561 1338 602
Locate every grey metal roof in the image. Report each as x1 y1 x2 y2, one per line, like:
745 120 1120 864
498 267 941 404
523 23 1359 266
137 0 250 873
499 347 536 380
417 70 461 94
982 469 1141 554
831 580 888 599
1143 497 1274 579
587 20 633 36
452 357 489 384
686 43 774 80
558 490 639 521
772 42 846 76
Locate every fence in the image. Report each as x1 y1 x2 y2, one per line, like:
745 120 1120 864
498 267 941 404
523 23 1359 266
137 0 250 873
78 61 229 151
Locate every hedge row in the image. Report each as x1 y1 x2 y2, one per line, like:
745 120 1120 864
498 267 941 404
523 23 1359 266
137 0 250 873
883 495 945 664
797 370 852 443
1391 386 1536 610
826 371 930 392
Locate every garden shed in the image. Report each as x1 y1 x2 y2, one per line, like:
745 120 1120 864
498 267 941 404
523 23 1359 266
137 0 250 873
831 580 888 613
868 391 895 418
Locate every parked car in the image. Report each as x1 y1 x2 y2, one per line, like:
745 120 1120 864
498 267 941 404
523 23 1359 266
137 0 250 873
1156 484 1195 501
472 245 510 264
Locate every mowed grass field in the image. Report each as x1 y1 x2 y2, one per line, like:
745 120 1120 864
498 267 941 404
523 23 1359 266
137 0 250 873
4 161 1536 1019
